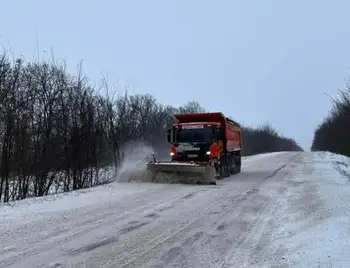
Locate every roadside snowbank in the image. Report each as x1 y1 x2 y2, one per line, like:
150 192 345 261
1 166 116 204
242 151 286 161
0 152 284 224
272 152 350 268
0 182 166 223
323 151 350 180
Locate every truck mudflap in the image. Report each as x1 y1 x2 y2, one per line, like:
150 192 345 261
146 160 217 185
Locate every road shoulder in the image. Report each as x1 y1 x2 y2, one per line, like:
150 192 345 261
265 152 350 268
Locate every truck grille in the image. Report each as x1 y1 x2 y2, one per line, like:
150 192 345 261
176 151 209 162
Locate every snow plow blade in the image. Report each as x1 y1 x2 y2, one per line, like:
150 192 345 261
146 161 217 185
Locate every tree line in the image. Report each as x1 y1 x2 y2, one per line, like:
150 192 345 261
0 53 302 203
311 86 350 156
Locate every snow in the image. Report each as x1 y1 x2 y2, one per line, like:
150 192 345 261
269 151 350 268
0 182 163 223
242 151 287 161
1 151 350 267
1 166 116 203
0 151 285 219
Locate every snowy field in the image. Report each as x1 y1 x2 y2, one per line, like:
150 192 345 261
0 151 349 268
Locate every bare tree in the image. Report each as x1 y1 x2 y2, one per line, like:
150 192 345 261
312 86 350 156
0 53 302 203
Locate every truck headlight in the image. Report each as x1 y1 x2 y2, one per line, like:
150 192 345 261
170 152 175 156
206 151 211 155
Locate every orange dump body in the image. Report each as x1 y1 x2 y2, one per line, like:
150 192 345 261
146 112 242 184
171 112 242 160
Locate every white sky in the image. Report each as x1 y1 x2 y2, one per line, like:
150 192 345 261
1 0 350 149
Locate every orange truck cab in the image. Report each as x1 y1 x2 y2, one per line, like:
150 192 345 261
165 112 242 178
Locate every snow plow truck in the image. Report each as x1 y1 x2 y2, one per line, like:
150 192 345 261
146 112 242 185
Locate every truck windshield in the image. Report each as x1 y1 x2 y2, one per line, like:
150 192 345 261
175 126 213 143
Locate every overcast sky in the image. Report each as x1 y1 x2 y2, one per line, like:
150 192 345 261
1 0 350 150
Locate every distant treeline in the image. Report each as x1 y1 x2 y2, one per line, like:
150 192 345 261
311 86 350 157
0 53 302 202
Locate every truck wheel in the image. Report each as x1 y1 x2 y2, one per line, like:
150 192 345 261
229 155 236 175
219 155 230 179
224 164 230 178
237 164 241 173
213 162 221 180
216 167 224 180
236 155 242 174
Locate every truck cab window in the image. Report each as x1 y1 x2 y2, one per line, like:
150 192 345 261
175 127 213 143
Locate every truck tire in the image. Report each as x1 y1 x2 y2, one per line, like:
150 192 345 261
229 155 236 175
217 167 225 180
228 153 241 175
236 163 241 173
219 154 230 179
236 154 242 174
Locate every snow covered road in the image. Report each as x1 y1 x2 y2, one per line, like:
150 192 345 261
0 151 350 268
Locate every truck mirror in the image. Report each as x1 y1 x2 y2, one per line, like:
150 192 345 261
166 129 171 142
217 127 224 140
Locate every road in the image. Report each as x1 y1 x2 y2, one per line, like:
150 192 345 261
0 151 348 268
